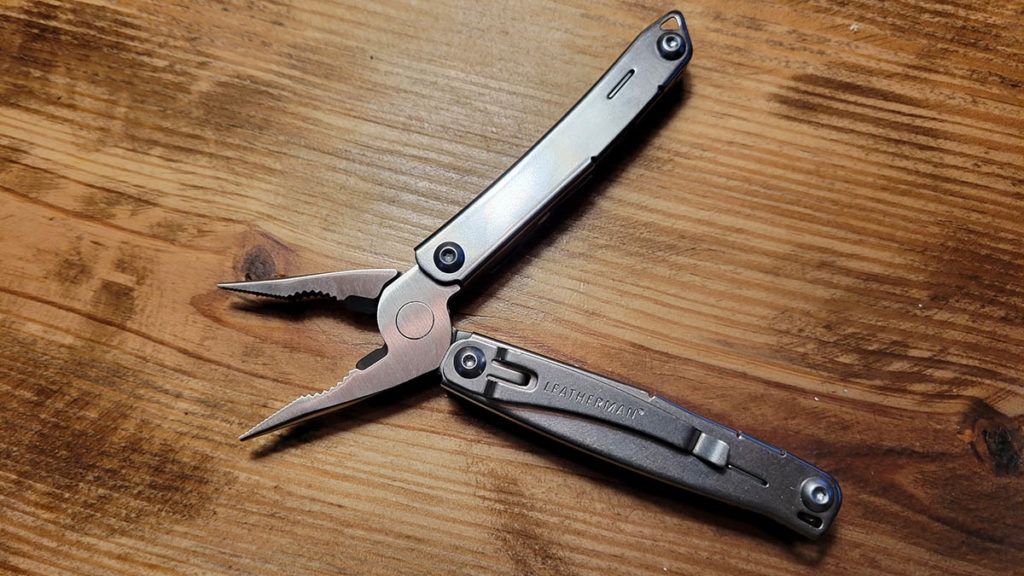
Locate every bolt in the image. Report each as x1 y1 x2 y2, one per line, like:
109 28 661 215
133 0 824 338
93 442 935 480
800 477 834 513
453 346 486 379
434 242 465 273
657 32 686 60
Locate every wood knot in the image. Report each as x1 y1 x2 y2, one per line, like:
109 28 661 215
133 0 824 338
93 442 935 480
241 244 278 281
234 229 296 281
961 399 1022 477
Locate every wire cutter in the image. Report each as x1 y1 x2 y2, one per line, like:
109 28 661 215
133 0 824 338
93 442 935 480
220 11 842 538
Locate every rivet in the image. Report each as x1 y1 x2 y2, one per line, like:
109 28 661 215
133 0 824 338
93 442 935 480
657 32 686 60
454 346 486 378
434 242 465 273
800 477 834 513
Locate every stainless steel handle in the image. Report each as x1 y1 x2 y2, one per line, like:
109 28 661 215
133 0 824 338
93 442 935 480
415 12 692 285
439 333 842 539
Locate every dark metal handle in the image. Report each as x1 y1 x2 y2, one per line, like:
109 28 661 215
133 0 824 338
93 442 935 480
439 333 842 539
415 12 692 286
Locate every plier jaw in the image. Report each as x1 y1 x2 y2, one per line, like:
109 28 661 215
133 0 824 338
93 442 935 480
218 269 399 312
223 266 459 440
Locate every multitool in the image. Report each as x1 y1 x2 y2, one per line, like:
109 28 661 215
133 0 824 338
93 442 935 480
221 11 841 538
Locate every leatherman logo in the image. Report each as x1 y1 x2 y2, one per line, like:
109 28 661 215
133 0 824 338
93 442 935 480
542 381 645 420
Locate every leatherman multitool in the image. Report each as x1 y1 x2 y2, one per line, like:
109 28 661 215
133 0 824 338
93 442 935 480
220 11 841 538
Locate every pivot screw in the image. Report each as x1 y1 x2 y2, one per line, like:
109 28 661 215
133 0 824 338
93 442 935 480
454 346 486 379
800 477 834 513
434 242 465 273
657 32 686 60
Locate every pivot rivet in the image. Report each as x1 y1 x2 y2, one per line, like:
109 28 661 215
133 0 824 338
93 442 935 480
434 242 465 273
396 301 434 340
800 477 834 513
454 346 486 379
657 32 686 60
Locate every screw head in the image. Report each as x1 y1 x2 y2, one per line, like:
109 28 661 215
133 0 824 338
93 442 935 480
434 242 465 273
454 346 486 378
657 32 686 60
800 477 834 513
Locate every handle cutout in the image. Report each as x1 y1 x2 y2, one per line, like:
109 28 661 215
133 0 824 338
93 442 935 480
607 69 635 99
798 512 824 529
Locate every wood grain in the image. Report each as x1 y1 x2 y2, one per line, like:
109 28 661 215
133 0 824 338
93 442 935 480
1 1 1021 574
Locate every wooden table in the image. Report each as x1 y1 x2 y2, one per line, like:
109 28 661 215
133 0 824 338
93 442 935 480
2 1 1021 574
